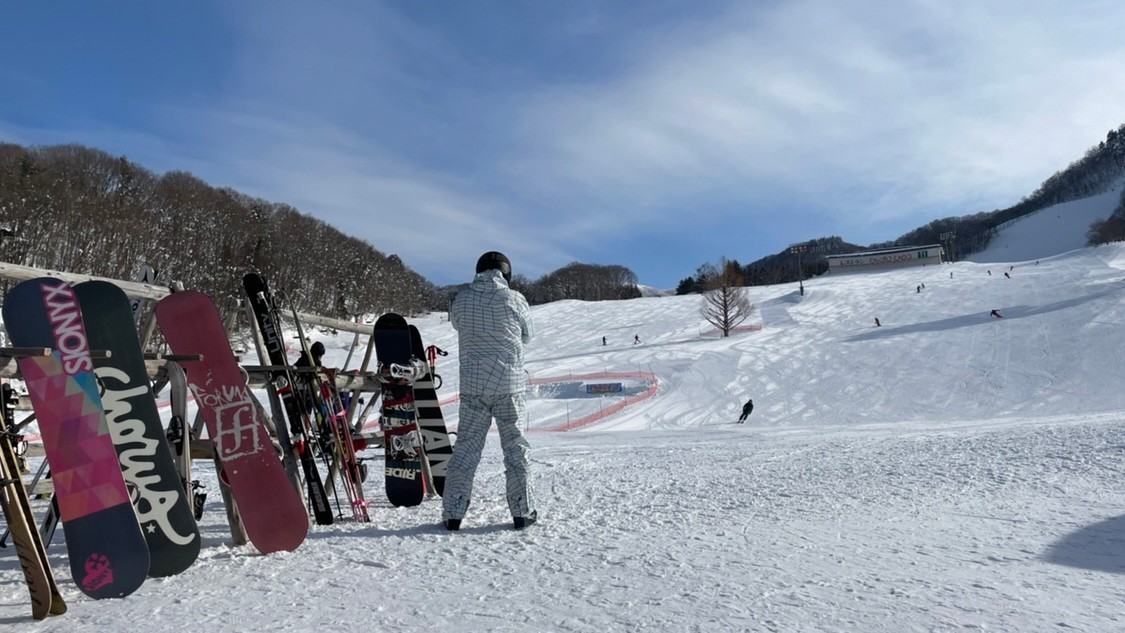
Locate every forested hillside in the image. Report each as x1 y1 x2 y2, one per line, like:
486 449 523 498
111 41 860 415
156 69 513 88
0 143 437 316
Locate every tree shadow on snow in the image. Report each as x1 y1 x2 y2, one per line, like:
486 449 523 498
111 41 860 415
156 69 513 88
755 293 800 326
1043 514 1125 574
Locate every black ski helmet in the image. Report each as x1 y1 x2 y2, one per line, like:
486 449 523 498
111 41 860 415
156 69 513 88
475 251 512 282
311 341 325 358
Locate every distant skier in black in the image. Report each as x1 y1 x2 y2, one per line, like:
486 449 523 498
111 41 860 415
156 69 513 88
916 285 921 293
633 335 641 345
874 317 881 327
602 336 607 346
1004 272 1010 279
990 309 1003 319
738 399 754 424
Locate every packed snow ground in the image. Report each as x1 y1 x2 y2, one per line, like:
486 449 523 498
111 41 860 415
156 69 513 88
6 244 1125 628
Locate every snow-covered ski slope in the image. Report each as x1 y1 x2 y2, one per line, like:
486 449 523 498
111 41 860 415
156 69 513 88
967 177 1123 265
422 246 1125 435
5 231 1125 630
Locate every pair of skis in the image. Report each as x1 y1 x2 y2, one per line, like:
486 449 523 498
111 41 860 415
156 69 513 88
311 363 370 522
287 297 371 523
243 273 370 523
242 273 336 525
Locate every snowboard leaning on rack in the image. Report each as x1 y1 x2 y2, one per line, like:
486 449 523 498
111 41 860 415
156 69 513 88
0 368 66 619
373 313 427 507
74 280 201 576
3 277 150 599
155 290 308 554
164 358 205 521
130 263 157 325
408 324 452 497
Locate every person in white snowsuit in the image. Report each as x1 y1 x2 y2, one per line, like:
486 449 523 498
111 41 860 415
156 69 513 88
442 251 537 531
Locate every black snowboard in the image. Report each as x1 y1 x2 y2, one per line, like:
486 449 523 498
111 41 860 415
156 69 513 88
75 281 201 577
373 313 426 507
408 325 452 497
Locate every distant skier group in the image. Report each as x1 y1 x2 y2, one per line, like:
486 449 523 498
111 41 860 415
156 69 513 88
874 264 1018 328
599 334 642 346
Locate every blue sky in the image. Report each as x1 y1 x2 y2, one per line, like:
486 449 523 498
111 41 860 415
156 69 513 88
3 1 1125 288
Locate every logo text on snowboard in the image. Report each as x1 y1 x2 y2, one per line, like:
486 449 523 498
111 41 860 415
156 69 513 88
98 366 197 546
42 281 94 375
196 378 262 461
82 553 115 591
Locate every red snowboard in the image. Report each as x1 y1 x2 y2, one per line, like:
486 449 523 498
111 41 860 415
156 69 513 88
155 291 308 554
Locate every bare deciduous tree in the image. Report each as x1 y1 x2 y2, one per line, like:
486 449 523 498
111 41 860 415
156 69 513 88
700 258 753 337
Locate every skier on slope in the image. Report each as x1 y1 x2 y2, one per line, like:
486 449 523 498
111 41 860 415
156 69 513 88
738 398 754 424
443 251 537 531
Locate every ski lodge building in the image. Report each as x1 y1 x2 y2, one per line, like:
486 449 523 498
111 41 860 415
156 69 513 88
825 244 944 274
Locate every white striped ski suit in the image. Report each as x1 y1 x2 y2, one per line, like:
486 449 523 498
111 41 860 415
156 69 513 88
443 269 535 522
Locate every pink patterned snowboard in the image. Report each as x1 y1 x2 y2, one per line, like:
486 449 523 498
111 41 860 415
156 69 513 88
4 278 149 598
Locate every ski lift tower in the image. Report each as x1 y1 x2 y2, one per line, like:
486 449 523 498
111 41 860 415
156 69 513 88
789 243 827 296
939 231 956 262
789 243 808 296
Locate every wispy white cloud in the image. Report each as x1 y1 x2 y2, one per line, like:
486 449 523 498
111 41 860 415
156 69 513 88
12 0 1121 286
164 1 580 284
505 0 1125 237
166 101 575 284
